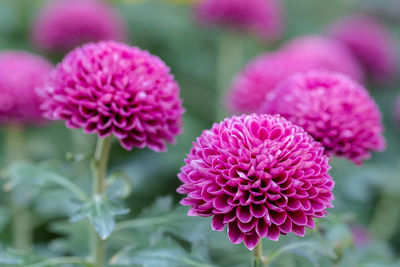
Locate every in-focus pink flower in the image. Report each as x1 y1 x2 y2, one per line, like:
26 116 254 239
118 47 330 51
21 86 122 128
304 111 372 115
261 70 385 164
228 35 364 114
39 41 184 152
32 0 127 53
177 114 334 250
194 0 285 41
0 51 53 125
328 14 397 82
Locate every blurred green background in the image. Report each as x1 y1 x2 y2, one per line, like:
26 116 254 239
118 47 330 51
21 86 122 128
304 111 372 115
0 0 399 266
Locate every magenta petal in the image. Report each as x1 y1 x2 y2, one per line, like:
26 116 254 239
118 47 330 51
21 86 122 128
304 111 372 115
292 224 305 236
270 210 287 225
214 196 232 212
306 216 315 228
244 233 260 250
211 215 225 231
250 204 267 218
237 218 257 233
237 205 252 223
288 211 307 226
256 219 268 238
266 224 280 241
279 218 292 234
228 222 245 244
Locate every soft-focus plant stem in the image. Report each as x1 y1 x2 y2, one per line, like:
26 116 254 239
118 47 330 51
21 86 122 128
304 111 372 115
6 124 32 250
90 136 112 267
216 32 244 121
253 240 267 267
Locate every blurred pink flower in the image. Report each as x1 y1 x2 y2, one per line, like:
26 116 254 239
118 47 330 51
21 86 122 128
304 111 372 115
39 41 184 152
228 35 364 114
328 14 397 82
32 0 127 53
178 114 334 250
282 36 365 82
261 70 385 164
350 224 372 248
194 0 285 41
0 51 53 125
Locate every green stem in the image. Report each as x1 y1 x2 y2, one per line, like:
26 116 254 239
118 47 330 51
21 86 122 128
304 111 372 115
369 193 400 240
6 125 32 250
90 136 113 267
216 33 244 121
253 240 267 267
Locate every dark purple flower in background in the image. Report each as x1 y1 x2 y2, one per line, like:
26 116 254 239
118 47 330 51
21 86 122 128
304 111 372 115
194 0 285 41
39 41 184 152
328 14 397 82
261 70 385 164
32 0 127 53
228 35 363 114
0 51 53 125
178 114 334 250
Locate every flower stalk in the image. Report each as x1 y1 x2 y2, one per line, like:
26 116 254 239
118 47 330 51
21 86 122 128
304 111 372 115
216 33 244 121
90 136 113 267
253 241 267 267
6 125 32 250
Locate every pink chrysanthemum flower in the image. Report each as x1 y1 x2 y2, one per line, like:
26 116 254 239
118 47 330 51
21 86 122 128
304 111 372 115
194 0 285 41
32 0 127 53
39 41 184 152
261 70 385 164
228 35 364 114
281 36 365 83
328 14 397 82
0 51 53 125
177 114 334 250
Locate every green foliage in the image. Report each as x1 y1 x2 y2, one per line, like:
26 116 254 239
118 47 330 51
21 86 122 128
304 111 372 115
0 0 399 266
71 196 129 240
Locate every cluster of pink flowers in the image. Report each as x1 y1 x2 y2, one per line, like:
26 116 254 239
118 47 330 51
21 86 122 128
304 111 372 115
32 0 126 53
178 114 334 249
0 51 53 125
228 36 363 114
194 0 285 41
260 71 385 164
0 0 391 254
328 14 397 82
39 41 184 152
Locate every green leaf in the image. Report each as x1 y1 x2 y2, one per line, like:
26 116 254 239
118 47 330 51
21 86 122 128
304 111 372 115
71 196 129 240
0 251 92 267
49 220 90 256
109 239 216 267
65 152 92 162
5 161 88 202
106 172 133 200
267 240 336 267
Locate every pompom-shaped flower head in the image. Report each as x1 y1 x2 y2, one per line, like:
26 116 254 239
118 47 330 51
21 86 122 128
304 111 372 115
328 14 397 82
261 70 385 164
177 114 334 250
39 41 184 152
194 0 285 41
32 0 127 53
0 51 53 125
228 35 364 114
